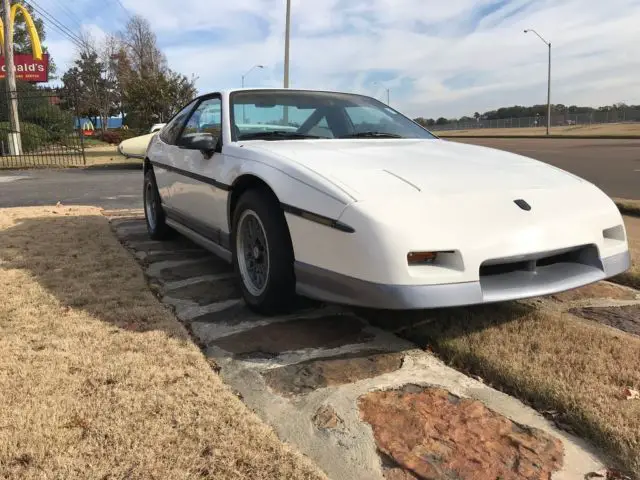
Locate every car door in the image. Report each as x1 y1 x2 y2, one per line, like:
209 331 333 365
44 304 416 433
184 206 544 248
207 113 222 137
169 95 229 245
151 99 199 207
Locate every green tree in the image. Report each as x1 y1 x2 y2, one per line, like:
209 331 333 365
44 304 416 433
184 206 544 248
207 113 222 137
117 14 197 129
60 49 119 133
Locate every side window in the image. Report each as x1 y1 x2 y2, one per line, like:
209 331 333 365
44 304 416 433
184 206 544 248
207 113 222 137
178 97 222 146
159 99 198 144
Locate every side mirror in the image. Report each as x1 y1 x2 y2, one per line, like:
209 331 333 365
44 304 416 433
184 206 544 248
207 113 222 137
180 133 218 156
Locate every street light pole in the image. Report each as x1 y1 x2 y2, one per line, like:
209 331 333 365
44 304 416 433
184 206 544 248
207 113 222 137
241 64 264 123
284 0 291 88
241 64 264 88
373 82 390 105
524 29 551 136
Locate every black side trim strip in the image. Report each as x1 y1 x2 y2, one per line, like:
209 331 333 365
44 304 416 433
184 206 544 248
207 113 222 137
150 160 231 191
281 203 355 233
164 206 228 247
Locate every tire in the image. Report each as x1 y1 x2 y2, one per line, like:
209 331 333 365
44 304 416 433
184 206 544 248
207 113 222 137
231 188 296 315
143 168 172 240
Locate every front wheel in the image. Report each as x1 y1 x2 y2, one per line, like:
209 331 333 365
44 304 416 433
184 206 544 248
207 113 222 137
232 189 296 315
143 168 172 240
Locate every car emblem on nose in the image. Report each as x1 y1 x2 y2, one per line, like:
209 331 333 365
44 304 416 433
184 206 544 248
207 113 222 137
514 199 531 211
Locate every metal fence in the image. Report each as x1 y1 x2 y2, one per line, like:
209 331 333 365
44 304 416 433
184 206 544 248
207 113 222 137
0 86 85 169
429 108 640 131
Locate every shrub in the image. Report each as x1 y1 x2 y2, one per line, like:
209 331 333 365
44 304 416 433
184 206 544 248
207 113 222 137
23 105 75 142
0 121 51 153
96 130 123 144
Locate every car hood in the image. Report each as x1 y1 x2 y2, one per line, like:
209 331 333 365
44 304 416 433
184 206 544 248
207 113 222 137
245 138 583 200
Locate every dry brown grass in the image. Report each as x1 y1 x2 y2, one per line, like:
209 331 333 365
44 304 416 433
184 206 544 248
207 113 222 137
437 123 640 137
612 215 640 290
83 144 142 167
0 206 326 480
404 300 640 475
615 198 640 218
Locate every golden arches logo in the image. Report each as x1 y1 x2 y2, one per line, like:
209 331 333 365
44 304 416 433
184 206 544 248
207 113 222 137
0 4 43 60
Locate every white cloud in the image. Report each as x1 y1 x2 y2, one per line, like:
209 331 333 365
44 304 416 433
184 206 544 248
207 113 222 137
39 0 640 117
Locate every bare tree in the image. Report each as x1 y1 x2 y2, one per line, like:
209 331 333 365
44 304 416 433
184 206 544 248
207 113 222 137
120 15 167 76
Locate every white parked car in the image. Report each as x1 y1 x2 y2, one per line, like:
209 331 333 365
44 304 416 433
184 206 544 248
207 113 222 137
143 88 631 314
118 132 157 159
150 123 166 133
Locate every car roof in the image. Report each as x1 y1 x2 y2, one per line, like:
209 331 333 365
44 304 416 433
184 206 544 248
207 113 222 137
206 87 371 98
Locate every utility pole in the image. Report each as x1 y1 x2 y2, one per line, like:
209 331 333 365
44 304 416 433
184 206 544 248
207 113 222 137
283 0 291 126
2 0 21 154
547 41 551 136
283 0 291 88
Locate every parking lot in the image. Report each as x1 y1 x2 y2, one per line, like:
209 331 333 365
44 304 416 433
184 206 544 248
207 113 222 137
447 137 640 200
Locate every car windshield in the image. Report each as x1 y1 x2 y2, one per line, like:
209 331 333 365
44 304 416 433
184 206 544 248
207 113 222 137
230 90 436 141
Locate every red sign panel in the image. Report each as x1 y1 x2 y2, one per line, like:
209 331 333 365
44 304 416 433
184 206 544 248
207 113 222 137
0 53 49 83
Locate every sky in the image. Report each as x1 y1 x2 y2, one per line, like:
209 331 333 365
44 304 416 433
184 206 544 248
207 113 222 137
38 0 640 119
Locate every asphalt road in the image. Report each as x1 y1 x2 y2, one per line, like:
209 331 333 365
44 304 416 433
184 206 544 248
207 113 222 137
447 137 640 200
0 166 143 210
0 138 637 209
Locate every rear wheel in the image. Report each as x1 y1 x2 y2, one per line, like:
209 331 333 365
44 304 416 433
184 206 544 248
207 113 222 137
143 168 172 240
232 189 296 315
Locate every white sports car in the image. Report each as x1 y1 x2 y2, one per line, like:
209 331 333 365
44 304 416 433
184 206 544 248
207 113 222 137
142 88 631 314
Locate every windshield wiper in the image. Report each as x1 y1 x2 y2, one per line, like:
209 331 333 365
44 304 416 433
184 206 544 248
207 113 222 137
339 131 404 139
237 131 321 141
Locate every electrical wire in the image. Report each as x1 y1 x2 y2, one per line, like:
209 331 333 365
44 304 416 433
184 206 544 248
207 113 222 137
23 0 87 50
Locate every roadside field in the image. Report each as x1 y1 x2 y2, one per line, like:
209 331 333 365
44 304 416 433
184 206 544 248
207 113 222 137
436 122 640 137
391 214 640 475
83 144 141 167
616 198 640 218
0 206 325 479
0 145 139 170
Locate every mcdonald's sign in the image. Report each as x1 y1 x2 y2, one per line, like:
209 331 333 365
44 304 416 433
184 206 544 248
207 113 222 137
0 3 48 83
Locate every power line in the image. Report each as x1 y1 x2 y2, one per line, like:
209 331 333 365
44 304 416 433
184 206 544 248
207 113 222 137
23 0 86 50
48 0 84 32
113 0 131 20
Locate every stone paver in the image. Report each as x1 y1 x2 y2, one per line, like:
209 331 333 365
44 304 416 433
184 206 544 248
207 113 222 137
143 250 211 264
359 386 564 480
570 304 640 337
212 315 372 357
106 212 620 480
165 278 241 305
312 404 343 431
157 258 232 283
118 230 157 244
263 351 404 396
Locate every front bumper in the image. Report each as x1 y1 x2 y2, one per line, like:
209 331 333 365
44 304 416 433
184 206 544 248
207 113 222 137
294 250 632 310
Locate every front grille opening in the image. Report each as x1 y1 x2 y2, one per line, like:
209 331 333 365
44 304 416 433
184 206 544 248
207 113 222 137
479 245 600 278
480 261 530 277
